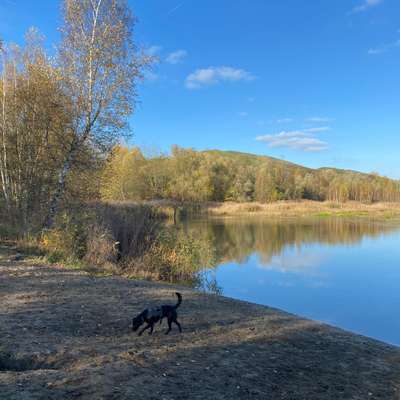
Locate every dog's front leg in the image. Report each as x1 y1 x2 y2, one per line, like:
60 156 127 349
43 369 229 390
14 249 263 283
149 324 154 335
138 324 151 336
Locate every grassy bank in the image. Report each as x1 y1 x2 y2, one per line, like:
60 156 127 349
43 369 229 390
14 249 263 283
108 199 400 220
1 250 399 399
201 200 400 219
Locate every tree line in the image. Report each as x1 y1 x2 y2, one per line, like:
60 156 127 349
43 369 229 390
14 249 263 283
100 145 400 204
0 0 149 233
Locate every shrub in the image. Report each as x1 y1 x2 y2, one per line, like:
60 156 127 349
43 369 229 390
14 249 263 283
92 203 162 260
0 225 18 241
327 202 342 209
84 223 118 267
8 201 215 285
243 204 263 213
140 227 215 283
37 203 161 266
40 211 88 261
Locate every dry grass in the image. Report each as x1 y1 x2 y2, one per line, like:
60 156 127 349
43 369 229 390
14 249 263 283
107 200 400 220
204 200 400 219
20 203 211 284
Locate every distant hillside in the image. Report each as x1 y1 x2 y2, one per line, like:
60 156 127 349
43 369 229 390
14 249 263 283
101 146 400 204
202 149 307 170
203 150 380 179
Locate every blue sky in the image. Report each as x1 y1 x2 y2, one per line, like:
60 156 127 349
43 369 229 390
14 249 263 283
1 0 399 177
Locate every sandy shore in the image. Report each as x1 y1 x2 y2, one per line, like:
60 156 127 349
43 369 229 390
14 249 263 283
1 248 400 399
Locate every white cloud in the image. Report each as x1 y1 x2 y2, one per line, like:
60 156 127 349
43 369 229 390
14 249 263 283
239 111 248 117
1 0 16 6
368 47 386 55
143 71 159 82
351 0 383 13
259 253 323 274
146 45 162 56
304 126 331 133
306 116 333 123
166 49 187 64
277 118 293 124
368 39 400 55
256 130 328 152
185 66 255 89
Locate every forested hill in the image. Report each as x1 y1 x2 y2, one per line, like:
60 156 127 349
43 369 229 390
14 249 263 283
203 150 371 177
100 146 400 204
202 150 306 169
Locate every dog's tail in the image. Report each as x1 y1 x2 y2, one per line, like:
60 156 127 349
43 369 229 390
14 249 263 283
174 292 182 309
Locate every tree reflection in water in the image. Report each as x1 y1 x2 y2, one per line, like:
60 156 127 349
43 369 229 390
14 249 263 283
178 217 400 293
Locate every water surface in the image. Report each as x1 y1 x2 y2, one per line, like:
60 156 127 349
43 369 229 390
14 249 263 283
180 217 400 346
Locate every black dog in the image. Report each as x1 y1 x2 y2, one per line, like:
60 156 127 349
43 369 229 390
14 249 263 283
132 292 182 336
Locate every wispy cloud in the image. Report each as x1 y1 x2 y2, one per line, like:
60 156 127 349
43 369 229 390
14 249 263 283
368 39 400 55
166 49 187 64
256 130 329 152
304 126 331 133
277 118 293 124
3 0 16 5
185 66 255 89
351 0 383 14
239 111 248 117
146 45 162 56
143 70 159 82
306 116 333 123
166 2 185 16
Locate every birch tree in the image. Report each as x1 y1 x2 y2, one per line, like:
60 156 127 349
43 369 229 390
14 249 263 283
46 0 149 227
0 38 10 211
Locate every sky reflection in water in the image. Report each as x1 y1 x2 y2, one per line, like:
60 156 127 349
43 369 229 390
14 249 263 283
181 218 400 346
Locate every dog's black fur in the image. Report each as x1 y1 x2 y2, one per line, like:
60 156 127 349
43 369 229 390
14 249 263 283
132 292 182 336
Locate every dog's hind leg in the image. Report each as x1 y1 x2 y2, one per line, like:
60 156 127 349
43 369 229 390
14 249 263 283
173 318 182 333
165 318 172 335
149 324 154 335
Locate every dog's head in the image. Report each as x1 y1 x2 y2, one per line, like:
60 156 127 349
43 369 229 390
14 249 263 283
132 313 145 332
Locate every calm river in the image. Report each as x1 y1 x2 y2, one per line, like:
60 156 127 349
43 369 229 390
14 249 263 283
179 217 400 346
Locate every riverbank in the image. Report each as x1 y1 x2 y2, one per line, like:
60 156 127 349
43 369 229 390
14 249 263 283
120 199 400 220
201 200 400 219
1 247 399 399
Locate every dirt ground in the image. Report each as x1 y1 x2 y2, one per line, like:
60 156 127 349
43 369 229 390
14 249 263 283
1 247 400 400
